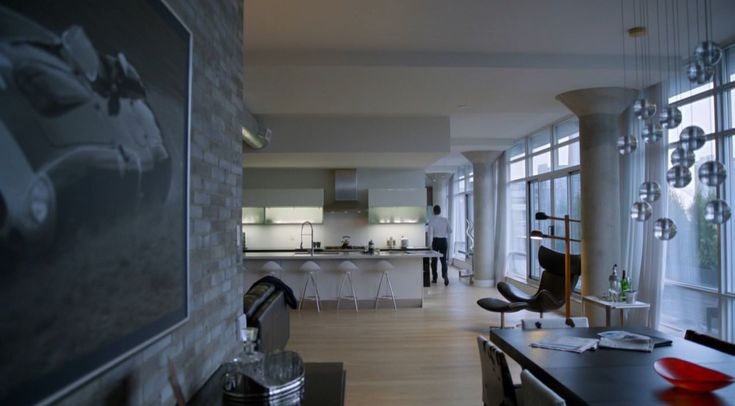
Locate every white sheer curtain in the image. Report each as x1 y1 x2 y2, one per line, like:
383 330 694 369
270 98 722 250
449 173 467 262
447 174 456 261
634 84 669 328
492 153 508 285
620 106 644 288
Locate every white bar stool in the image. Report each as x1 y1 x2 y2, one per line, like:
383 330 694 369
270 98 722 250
259 261 283 279
374 260 397 310
299 261 322 312
336 260 359 311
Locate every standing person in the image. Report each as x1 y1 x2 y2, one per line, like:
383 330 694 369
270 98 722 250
428 205 452 285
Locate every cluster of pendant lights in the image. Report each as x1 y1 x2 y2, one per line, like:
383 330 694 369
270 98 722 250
618 0 730 241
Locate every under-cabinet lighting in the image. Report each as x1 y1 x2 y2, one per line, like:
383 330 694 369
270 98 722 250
242 207 265 224
265 207 323 224
369 206 426 224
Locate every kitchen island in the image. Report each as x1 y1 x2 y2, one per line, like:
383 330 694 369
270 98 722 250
242 249 441 308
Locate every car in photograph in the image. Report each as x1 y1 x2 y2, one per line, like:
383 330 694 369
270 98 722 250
0 5 170 252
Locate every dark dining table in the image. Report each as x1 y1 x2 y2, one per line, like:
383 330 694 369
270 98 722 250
490 326 735 406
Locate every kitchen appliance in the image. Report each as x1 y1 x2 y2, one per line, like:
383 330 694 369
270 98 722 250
400 236 409 249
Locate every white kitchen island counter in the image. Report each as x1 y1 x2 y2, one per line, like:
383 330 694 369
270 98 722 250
242 250 441 308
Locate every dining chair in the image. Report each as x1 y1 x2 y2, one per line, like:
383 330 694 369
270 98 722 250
476 336 520 406
520 369 566 406
684 329 735 356
521 317 589 330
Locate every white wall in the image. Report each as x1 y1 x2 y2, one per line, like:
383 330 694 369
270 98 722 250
243 168 427 249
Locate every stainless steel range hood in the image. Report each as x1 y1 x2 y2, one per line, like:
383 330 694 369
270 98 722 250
325 169 365 212
334 169 357 201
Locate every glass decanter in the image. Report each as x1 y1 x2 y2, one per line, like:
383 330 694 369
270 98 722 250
233 327 264 378
608 264 621 302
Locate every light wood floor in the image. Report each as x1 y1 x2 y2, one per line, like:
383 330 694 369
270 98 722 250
286 267 542 406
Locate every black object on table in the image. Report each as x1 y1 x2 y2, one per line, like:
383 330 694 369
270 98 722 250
490 326 735 405
187 362 345 406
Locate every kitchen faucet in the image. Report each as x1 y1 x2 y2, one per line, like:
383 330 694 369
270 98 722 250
300 221 314 256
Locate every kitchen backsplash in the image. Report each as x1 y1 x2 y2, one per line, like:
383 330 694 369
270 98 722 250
243 211 426 249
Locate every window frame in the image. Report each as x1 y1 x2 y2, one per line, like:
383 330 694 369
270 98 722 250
504 117 581 283
659 43 735 341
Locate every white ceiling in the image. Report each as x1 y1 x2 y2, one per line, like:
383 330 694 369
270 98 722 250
243 0 735 169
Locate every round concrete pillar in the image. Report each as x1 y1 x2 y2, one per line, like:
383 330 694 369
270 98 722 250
556 87 637 324
462 151 501 287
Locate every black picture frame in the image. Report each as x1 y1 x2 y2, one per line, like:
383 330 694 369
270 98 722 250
0 1 191 404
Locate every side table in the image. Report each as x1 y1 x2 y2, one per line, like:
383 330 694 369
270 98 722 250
582 295 650 327
457 250 474 285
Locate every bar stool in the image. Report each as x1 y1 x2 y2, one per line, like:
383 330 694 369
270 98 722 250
336 260 359 311
374 260 397 310
299 261 321 312
259 261 283 279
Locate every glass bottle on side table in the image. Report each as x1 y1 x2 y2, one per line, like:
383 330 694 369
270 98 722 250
620 270 630 302
608 264 621 302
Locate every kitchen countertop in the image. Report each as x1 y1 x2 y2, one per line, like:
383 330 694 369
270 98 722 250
243 249 442 260
244 247 432 252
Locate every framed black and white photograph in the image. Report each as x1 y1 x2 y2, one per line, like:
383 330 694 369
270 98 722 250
0 0 191 403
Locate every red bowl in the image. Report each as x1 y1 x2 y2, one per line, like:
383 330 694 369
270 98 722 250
654 357 735 392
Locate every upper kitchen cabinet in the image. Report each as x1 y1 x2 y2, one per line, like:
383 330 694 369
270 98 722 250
243 188 324 224
368 188 427 224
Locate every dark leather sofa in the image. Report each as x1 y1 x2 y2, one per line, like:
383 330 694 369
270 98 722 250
242 279 291 352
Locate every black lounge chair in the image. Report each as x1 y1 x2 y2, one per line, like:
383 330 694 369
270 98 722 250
496 245 581 318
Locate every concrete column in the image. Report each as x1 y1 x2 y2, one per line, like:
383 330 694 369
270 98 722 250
556 87 637 324
462 151 502 287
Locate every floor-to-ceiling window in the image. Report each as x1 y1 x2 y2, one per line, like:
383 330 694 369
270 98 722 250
660 44 735 341
451 167 473 261
507 144 528 280
505 118 581 282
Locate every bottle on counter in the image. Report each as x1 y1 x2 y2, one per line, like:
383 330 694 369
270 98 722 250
368 240 375 254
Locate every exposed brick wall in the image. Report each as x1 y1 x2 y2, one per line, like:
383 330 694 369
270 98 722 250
58 0 245 404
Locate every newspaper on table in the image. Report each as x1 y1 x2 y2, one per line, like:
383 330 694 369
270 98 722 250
597 330 655 352
530 336 599 353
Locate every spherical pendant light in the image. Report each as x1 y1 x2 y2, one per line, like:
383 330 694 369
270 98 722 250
641 121 663 144
617 134 638 155
704 199 731 224
670 146 695 168
694 41 723 66
679 125 706 151
654 218 677 240
639 181 661 203
631 201 653 222
698 160 727 187
659 106 682 129
666 165 692 188
633 98 657 120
